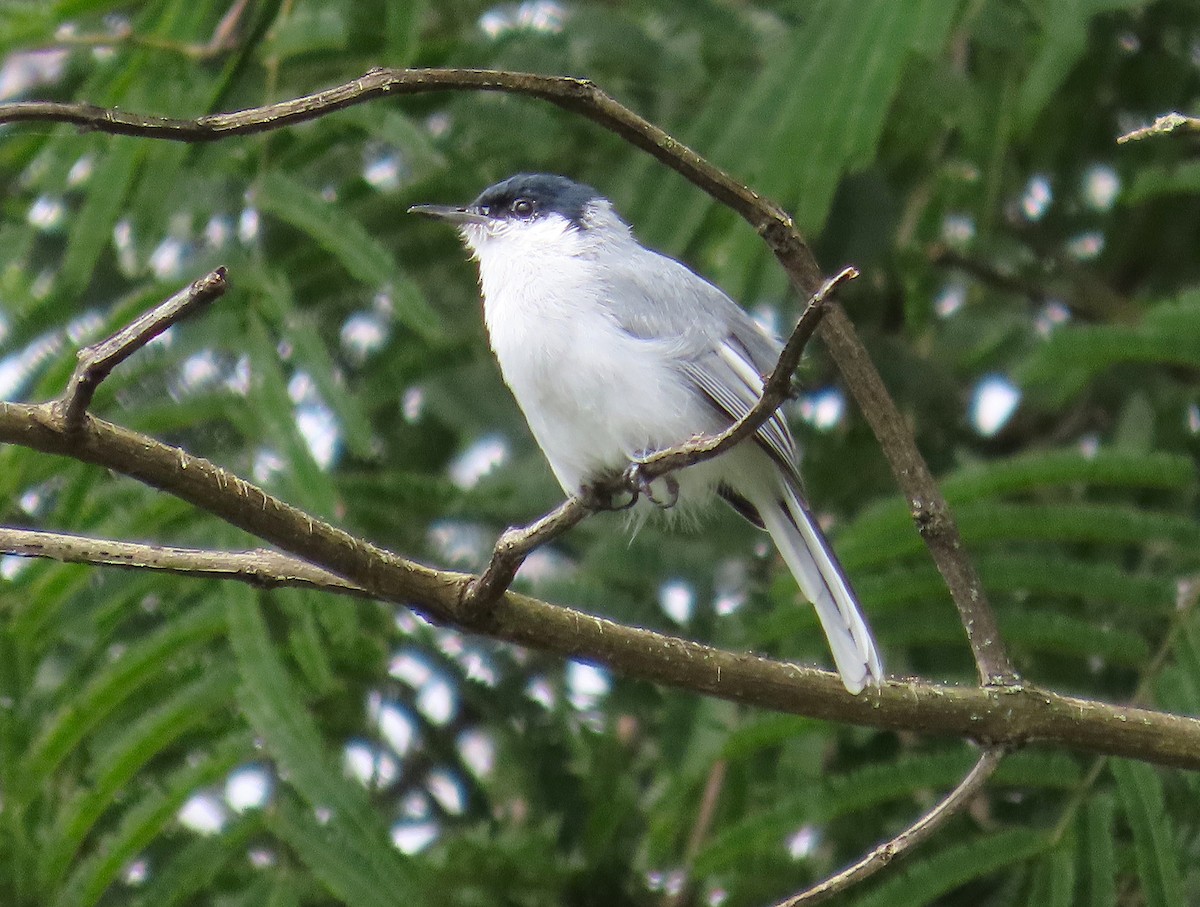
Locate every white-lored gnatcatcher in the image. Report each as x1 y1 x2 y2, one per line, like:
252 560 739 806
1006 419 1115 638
411 174 882 693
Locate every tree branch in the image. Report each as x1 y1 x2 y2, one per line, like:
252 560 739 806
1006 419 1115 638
463 497 590 609
665 758 730 907
0 521 1022 902
0 69 793 239
59 268 228 429
0 403 1197 769
17 0 248 62
778 748 1007 905
816 304 1015 685
3 63 1186 907
929 244 1131 325
0 525 366 597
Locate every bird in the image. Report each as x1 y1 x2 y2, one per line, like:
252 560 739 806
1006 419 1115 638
410 173 883 693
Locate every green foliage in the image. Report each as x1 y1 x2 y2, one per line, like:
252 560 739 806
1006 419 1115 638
225 589 421 902
1 0 1199 905
1079 793 1118 907
853 829 1050 907
1112 760 1184 907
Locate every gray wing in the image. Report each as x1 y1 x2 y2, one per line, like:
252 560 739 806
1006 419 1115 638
601 247 802 480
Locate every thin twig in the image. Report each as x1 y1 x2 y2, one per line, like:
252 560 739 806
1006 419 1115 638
59 268 228 428
19 0 248 61
663 759 729 907
635 267 848 481
777 748 1007 906
464 268 849 611
1117 112 1200 144
929 244 1130 324
463 498 590 608
206 0 252 56
0 70 1012 687
929 245 1051 303
0 525 367 597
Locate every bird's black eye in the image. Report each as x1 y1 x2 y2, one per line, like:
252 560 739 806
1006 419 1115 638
511 197 535 217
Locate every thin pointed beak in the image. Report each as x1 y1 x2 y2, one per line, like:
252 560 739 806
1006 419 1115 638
407 204 491 225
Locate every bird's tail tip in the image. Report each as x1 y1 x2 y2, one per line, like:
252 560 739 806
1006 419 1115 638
761 487 885 696
837 645 885 695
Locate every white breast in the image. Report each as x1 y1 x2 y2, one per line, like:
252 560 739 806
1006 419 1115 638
468 218 712 495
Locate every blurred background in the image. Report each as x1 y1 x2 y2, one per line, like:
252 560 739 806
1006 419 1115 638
1 1 1199 904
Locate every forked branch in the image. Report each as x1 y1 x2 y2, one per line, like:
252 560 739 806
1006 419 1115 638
0 66 1104 906
59 268 228 428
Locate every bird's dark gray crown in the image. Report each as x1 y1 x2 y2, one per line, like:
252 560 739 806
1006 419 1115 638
470 174 600 228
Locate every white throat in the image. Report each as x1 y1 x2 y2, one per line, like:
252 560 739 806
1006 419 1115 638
461 200 632 331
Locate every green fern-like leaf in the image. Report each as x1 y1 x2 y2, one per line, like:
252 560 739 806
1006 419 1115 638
19 599 227 792
51 731 253 907
1079 792 1117 907
255 171 439 335
1112 760 1184 907
38 665 239 887
268 797 415 907
842 502 1200 568
131 812 264 907
225 589 422 903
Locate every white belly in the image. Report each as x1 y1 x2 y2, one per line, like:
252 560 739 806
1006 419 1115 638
481 271 716 495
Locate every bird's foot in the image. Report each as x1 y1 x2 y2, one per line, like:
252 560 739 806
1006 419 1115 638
622 463 679 509
579 477 638 511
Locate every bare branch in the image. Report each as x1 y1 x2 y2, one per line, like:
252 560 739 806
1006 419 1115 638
59 268 228 429
2 65 1192 906
463 498 590 608
15 0 247 61
664 758 730 907
816 305 1017 686
1 403 1199 769
0 525 366 597
929 245 1052 303
929 244 1130 325
0 69 788 241
778 748 1007 906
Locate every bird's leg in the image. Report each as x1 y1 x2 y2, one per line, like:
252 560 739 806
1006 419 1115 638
579 474 639 511
622 463 679 509
650 473 680 508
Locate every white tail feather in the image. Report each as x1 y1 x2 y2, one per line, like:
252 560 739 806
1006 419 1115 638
755 487 883 694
